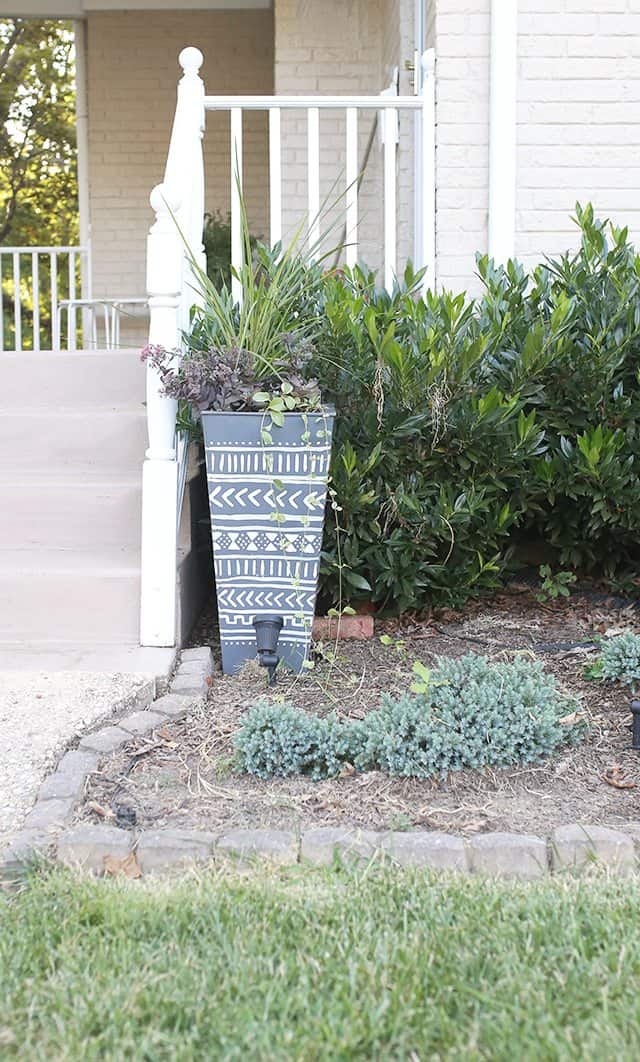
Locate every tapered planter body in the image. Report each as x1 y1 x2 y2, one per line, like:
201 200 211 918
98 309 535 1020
202 409 334 674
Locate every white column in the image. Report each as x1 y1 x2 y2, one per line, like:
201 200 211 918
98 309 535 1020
170 47 206 330
420 48 436 293
488 0 518 263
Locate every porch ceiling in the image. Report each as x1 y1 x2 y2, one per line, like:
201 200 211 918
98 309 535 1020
0 0 271 16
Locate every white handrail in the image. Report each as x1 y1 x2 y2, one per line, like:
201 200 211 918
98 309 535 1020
0 245 87 252
203 73 436 290
204 95 424 109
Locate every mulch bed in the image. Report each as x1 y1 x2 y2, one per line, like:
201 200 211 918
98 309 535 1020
77 586 640 837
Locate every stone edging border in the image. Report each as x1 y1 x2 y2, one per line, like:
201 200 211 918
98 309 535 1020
3 645 640 885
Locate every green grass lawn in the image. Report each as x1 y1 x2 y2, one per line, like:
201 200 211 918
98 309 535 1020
1 863 640 1060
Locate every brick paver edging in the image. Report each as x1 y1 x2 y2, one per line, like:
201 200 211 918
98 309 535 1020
3 646 640 884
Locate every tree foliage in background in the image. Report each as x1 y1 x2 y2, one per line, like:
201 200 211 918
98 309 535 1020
0 18 77 246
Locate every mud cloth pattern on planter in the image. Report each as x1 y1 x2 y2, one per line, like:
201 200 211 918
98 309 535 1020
202 411 334 675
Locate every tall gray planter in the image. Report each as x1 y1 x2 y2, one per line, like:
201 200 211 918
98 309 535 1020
202 409 334 675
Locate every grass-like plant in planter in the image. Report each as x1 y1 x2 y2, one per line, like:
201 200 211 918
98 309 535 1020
144 198 335 674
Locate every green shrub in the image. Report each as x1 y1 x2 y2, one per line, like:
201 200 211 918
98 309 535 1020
312 204 640 611
202 210 259 290
477 202 640 574
314 266 544 610
234 655 582 781
233 701 356 780
356 654 580 778
599 632 640 690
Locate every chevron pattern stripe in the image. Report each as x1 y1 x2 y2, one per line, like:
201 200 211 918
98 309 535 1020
202 410 334 675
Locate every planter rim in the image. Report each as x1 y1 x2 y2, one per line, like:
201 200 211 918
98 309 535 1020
200 406 335 418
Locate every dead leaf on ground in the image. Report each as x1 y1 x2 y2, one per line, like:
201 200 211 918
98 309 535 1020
131 742 164 759
103 852 142 879
603 765 637 790
559 711 587 726
339 763 356 778
87 800 115 821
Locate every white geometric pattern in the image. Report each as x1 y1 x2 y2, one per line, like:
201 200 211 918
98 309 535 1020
203 412 334 674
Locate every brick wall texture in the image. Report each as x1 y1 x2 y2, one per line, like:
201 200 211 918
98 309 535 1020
84 1 640 307
431 0 640 293
86 9 273 301
515 0 640 272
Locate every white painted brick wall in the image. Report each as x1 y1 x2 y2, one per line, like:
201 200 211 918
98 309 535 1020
83 1 640 321
430 0 640 292
87 10 273 307
516 0 640 271
429 0 490 294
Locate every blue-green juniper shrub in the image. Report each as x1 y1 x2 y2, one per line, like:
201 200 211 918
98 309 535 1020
234 653 583 780
233 701 360 780
598 632 640 691
355 654 581 778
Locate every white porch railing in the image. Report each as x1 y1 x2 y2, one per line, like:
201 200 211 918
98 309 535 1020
140 46 436 647
205 67 436 298
0 245 90 351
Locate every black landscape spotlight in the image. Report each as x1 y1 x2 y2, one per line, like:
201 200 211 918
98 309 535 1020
632 700 640 750
253 614 283 686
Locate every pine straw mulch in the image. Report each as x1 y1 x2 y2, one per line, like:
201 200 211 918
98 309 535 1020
76 586 640 838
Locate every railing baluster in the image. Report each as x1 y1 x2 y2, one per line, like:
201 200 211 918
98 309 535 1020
383 107 397 293
345 107 358 269
51 252 59 351
31 252 40 352
12 251 21 350
68 251 77 351
307 106 320 252
230 106 243 306
269 106 282 249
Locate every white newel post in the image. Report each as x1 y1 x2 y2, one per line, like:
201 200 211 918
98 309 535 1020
140 185 182 646
140 47 206 647
167 48 206 330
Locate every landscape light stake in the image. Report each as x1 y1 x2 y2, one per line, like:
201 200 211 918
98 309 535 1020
631 700 640 750
253 614 284 686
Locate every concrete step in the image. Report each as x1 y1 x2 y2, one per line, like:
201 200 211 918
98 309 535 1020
0 550 142 644
0 351 207 652
0 475 142 550
0 409 147 472
0 642 176 676
1 350 145 408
